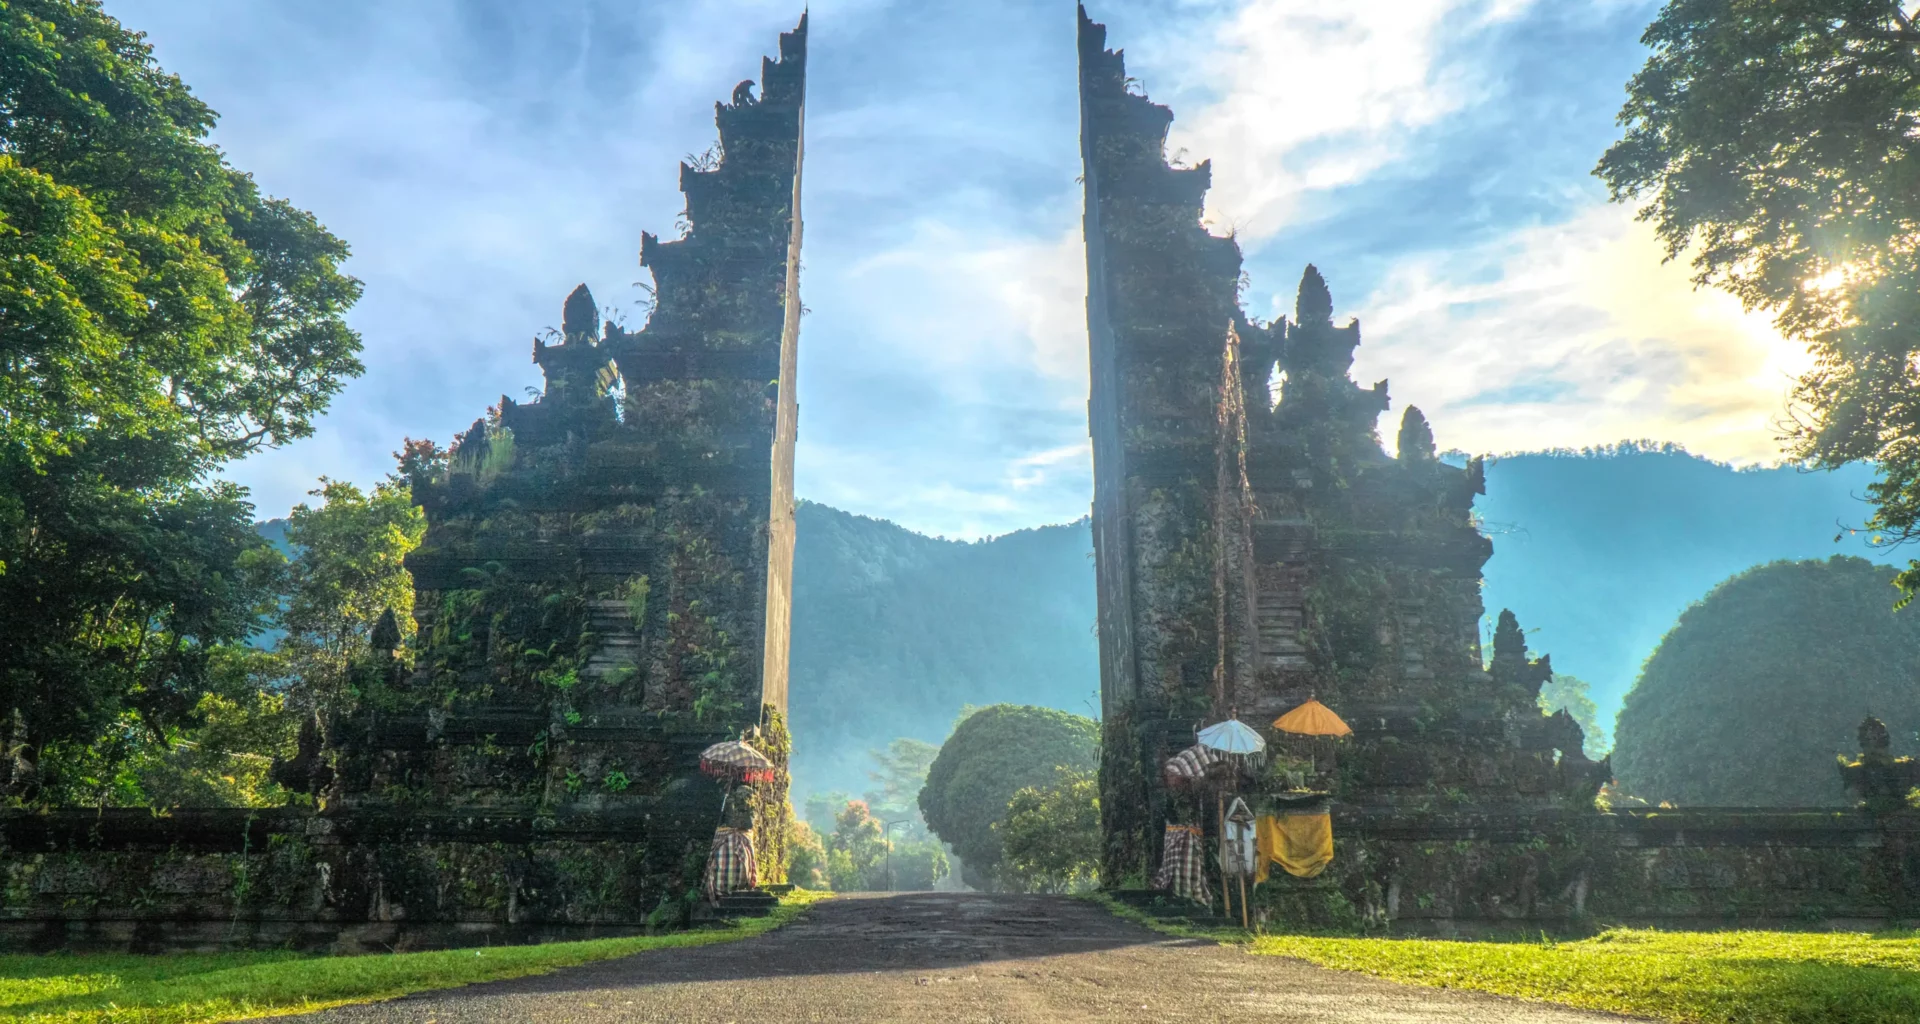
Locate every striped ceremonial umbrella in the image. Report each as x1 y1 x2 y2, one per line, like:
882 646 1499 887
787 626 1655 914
700 740 775 784
1162 743 1221 788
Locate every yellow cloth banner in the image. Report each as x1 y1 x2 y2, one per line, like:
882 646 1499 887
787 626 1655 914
1255 812 1333 882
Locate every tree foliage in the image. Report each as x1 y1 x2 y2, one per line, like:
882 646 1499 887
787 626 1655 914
809 794 949 892
276 478 426 720
0 0 362 763
918 704 1098 889
0 470 284 759
824 799 888 892
0 0 363 466
784 819 829 890
862 736 937 840
26 646 294 810
996 766 1100 894
1597 0 1920 592
868 737 938 810
886 839 951 891
1613 556 1920 805
1538 674 1609 759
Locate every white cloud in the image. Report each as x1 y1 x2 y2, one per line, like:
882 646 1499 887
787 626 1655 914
835 221 1085 386
1353 203 1809 463
1149 0 1539 241
1008 442 1094 492
793 217 1093 538
958 229 1090 385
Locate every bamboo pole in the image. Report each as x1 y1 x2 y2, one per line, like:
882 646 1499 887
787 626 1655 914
1217 791 1231 918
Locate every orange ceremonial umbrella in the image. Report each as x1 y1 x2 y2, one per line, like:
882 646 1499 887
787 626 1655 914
1273 698 1352 737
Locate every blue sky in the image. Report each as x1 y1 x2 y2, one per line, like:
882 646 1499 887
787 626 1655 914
115 0 1803 539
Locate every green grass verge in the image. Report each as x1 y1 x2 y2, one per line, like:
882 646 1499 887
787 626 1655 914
1091 894 1920 1024
0 890 827 1024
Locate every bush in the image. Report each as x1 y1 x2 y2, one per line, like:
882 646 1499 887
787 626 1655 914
998 766 1100 893
1613 556 1920 805
919 704 1098 889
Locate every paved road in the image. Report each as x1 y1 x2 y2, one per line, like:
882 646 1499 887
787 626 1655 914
292 893 1631 1023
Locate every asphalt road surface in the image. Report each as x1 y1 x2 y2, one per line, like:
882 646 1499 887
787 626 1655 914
288 892 1632 1023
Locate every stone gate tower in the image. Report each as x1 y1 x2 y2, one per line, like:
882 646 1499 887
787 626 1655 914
321 13 808 934
1078 6 1604 885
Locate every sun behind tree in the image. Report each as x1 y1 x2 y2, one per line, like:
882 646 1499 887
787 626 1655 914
1598 0 1920 598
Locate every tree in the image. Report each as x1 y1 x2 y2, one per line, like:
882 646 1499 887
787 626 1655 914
785 819 829 890
824 799 889 891
1613 556 1920 805
29 643 293 810
803 789 853 837
887 837 950 891
276 478 426 719
1538 674 1610 760
918 704 1099 889
0 0 362 765
997 766 1100 893
863 737 938 840
1596 1 1920 594
115 685 296 810
869 737 938 809
805 796 950 891
0 0 363 466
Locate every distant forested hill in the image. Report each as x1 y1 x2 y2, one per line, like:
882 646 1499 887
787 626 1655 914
1475 445 1892 728
787 502 1098 800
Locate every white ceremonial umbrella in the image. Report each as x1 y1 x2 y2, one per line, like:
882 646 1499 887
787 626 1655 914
1197 718 1266 756
1195 714 1266 923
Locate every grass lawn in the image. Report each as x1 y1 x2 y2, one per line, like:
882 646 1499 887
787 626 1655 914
1094 896 1920 1024
1256 928 1920 1024
0 890 825 1024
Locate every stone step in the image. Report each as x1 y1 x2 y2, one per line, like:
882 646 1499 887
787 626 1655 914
713 887 779 918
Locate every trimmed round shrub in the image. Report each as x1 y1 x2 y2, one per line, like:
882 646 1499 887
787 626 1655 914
918 704 1098 888
1613 556 1920 806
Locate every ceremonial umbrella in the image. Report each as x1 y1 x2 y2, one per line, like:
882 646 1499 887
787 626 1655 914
1195 715 1265 922
700 740 775 784
1272 698 1351 798
1197 718 1267 756
1273 698 1352 737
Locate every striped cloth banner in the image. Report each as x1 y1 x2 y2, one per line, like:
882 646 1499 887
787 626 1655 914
1162 744 1220 785
703 826 759 904
1152 823 1210 907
